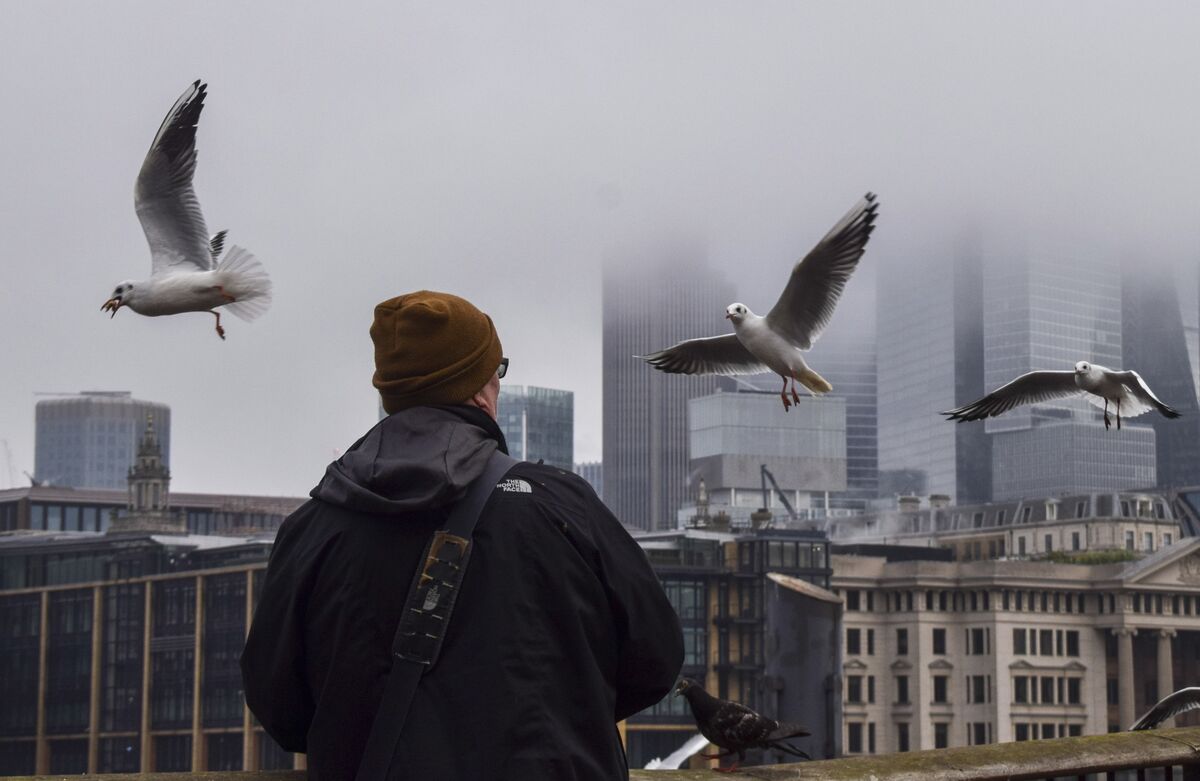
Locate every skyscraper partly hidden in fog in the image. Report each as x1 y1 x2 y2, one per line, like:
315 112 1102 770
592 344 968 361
803 277 878 509
984 247 1155 499
602 250 734 531
497 385 573 469
1123 264 1200 489
876 234 990 503
35 392 170 490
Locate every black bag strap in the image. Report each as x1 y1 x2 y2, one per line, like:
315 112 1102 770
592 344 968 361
355 449 519 781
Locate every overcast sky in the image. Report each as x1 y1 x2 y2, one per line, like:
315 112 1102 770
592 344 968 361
2 2 1198 496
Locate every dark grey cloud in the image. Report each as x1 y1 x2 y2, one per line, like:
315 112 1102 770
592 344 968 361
2 1 1197 495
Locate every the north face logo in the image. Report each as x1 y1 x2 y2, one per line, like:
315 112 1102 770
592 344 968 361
498 478 533 493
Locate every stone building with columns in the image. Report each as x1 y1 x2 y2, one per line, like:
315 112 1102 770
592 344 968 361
830 538 1200 756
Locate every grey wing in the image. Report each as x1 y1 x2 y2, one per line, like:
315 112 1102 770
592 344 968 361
943 371 1081 421
134 80 213 275
1115 371 1181 419
209 229 228 262
713 702 772 745
764 192 879 349
1130 687 1200 730
639 334 768 376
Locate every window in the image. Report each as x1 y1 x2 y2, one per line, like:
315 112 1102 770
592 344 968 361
897 628 908 656
1071 532 1080 551
1040 629 1053 656
1067 678 1081 704
868 722 876 754
1015 723 1030 741
933 675 948 703
1044 534 1053 552
847 628 861 655
932 627 946 655
1041 676 1055 704
1022 507 1032 523
867 629 875 655
868 676 876 704
897 722 910 752
1041 723 1056 740
971 722 988 745
1066 631 1079 657
1014 676 1028 703
1013 628 1026 655
934 722 949 749
897 675 909 704
1046 503 1057 521
847 722 863 753
1125 531 1135 550
1018 536 1027 556
968 627 987 655
1164 533 1174 548
1144 532 1154 552
846 590 861 611
847 676 863 703
997 510 1006 524
971 675 986 704
1075 501 1086 517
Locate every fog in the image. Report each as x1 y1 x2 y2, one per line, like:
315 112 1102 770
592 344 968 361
1 1 1197 496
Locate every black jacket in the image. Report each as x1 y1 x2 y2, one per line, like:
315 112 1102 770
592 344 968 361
241 405 683 781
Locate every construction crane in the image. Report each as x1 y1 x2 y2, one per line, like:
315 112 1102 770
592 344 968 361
758 464 799 525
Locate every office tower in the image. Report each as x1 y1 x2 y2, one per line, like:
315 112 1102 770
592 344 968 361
1122 264 1200 488
685 390 846 526
497 385 573 469
573 461 602 497
985 248 1155 499
34 392 170 490
602 251 734 530
876 235 991 503
804 277 878 509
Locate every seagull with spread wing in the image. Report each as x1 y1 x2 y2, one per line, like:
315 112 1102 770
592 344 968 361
1130 687 1200 730
639 193 879 411
943 361 1181 430
101 80 271 340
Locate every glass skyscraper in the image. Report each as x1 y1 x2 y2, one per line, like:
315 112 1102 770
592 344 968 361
497 385 573 469
876 234 990 503
983 246 1156 499
34 392 170 491
602 251 734 531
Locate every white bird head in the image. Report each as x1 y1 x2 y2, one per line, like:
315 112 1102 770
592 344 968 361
725 302 750 325
101 281 139 317
1074 360 1093 375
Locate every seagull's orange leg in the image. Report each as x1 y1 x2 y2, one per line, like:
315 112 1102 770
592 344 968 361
790 374 802 405
212 285 236 303
209 310 226 340
1103 399 1111 430
779 376 792 412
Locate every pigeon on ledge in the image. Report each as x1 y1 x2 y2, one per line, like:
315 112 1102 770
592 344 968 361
674 678 810 772
101 80 271 340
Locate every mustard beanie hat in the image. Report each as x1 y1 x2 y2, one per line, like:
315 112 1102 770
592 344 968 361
371 291 503 413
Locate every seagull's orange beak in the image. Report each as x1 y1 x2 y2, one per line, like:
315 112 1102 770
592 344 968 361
101 297 122 318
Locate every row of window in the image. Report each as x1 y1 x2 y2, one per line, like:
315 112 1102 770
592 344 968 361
1013 628 1080 657
1015 722 1083 741
1013 675 1082 705
1013 529 1171 557
845 587 1174 616
847 720 1085 755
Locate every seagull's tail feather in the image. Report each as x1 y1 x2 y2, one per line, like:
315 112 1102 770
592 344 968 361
796 368 832 395
215 245 272 322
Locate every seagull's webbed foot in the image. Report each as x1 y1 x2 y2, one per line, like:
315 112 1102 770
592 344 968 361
790 379 802 405
210 310 226 341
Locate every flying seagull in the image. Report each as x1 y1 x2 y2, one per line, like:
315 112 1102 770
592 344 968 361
101 80 271 340
674 678 810 772
943 361 1180 430
639 193 879 411
1130 687 1200 730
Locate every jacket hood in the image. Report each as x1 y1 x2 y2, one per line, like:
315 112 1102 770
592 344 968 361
311 405 508 514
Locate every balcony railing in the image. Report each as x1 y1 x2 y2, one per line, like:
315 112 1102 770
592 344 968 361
5 727 1200 780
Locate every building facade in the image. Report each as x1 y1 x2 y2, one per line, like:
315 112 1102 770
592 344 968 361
35 392 170 491
497 385 574 469
682 391 847 527
573 461 602 498
602 254 735 530
627 527 837 768
831 540 1200 755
